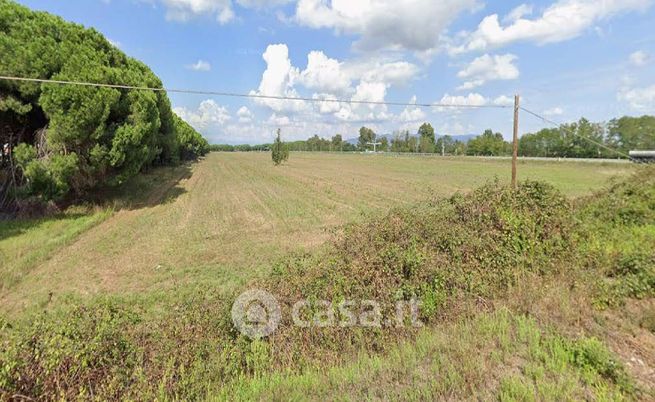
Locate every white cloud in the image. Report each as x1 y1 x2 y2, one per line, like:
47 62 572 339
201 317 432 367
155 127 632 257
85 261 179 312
236 0 293 8
312 93 343 114
457 54 519 90
249 44 307 113
299 51 352 94
330 80 392 123
294 0 478 52
149 0 297 24
250 44 421 125
543 107 564 116
160 0 235 24
237 106 254 123
436 93 488 111
629 50 649 66
268 113 291 126
434 93 515 111
503 4 533 23
352 81 387 104
398 96 426 122
186 60 212 71
450 0 651 54
493 95 515 106
618 84 655 110
298 51 420 95
359 61 419 87
174 99 231 128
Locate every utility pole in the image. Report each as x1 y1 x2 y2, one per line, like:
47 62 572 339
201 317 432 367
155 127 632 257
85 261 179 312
367 141 382 152
512 94 520 188
441 138 445 157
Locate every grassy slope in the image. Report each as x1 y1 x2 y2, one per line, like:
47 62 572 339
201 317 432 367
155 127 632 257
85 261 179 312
0 153 634 316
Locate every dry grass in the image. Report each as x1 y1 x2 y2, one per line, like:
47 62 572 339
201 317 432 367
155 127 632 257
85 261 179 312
0 153 635 316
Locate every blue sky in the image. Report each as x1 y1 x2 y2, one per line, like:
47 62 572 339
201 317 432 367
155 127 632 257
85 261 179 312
15 0 655 144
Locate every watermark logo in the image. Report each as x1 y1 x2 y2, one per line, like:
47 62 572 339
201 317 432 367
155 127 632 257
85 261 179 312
232 289 424 338
231 289 281 339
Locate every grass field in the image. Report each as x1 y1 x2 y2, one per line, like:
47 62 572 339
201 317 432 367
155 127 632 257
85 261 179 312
0 152 636 316
2 153 654 400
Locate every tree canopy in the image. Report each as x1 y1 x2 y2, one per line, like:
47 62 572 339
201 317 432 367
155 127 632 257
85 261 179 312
0 0 208 206
467 129 510 156
358 127 376 150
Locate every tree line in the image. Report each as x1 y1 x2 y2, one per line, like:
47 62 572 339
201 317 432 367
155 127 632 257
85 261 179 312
0 0 209 210
211 115 654 159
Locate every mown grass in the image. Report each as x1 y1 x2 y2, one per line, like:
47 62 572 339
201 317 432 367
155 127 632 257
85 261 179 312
0 162 192 314
0 208 111 292
0 153 635 316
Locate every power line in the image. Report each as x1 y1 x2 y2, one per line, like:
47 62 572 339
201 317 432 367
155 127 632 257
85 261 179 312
519 106 633 160
0 75 511 110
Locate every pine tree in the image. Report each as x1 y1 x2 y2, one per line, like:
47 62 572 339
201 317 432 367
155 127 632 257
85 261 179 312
271 129 289 165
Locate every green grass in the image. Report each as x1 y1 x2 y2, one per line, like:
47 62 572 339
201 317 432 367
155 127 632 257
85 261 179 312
215 309 633 401
0 208 111 292
0 157 652 401
0 153 635 316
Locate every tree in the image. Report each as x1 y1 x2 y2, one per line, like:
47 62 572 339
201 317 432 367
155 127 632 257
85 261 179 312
380 137 389 152
0 0 209 206
418 123 435 153
358 127 376 150
332 134 343 151
608 115 655 154
467 129 510 156
271 129 289 165
436 135 456 155
408 136 418 153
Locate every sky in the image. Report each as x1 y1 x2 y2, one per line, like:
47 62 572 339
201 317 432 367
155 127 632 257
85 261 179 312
15 0 655 144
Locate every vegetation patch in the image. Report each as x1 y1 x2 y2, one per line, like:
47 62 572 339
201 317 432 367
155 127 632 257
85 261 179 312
0 0 209 213
1 167 653 400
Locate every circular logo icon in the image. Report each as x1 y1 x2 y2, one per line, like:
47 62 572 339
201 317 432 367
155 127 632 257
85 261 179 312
231 289 281 339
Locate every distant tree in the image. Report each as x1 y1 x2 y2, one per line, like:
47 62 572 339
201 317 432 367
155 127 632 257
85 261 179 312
418 123 435 153
519 128 562 157
210 144 236 152
608 115 655 153
380 137 389 152
391 131 406 152
453 140 467 155
467 129 510 156
271 129 289 165
358 127 376 150
408 136 419 153
436 135 456 155
332 134 343 151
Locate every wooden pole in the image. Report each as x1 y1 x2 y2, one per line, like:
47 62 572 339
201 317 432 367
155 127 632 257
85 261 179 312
512 94 520 188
